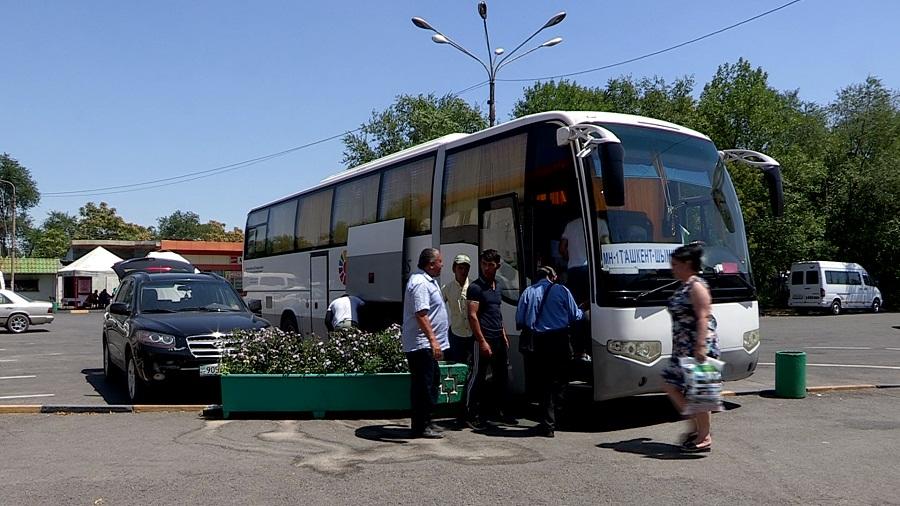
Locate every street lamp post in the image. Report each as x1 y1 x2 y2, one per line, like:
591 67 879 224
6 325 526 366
0 180 15 290
413 2 565 127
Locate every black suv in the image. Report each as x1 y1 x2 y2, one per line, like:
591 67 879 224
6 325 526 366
102 257 268 402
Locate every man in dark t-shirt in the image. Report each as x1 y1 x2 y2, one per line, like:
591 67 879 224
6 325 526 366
465 249 516 428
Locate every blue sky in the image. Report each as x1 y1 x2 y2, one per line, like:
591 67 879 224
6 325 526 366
2 0 898 232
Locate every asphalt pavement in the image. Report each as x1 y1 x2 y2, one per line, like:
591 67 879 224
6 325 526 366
0 388 898 504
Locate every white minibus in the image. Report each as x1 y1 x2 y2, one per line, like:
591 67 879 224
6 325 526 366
788 261 882 314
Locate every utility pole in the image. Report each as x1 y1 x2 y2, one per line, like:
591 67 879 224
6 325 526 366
0 180 16 290
413 2 565 127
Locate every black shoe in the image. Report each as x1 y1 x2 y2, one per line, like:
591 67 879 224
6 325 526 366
412 427 444 439
465 418 488 431
427 423 444 434
533 425 555 438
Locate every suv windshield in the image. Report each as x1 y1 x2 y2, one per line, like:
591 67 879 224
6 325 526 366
587 123 753 305
138 279 245 313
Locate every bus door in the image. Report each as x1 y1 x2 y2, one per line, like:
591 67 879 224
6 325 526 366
309 252 328 337
479 193 524 302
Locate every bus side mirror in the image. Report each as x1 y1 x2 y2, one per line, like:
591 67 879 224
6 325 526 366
599 142 626 207
761 165 784 217
248 299 262 315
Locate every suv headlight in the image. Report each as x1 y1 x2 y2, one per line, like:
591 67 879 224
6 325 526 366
743 329 760 352
607 340 661 364
135 330 176 349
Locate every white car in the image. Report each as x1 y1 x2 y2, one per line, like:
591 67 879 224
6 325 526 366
0 289 54 333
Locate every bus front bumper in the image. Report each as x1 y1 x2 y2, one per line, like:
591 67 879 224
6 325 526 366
592 346 760 402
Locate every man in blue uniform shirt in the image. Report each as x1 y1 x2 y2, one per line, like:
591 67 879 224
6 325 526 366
516 266 584 437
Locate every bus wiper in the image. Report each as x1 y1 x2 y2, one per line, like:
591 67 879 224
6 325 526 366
635 279 681 300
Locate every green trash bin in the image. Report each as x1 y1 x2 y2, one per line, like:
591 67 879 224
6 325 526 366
775 351 807 398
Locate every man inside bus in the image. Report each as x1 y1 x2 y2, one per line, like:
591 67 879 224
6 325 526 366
559 216 608 362
325 293 365 332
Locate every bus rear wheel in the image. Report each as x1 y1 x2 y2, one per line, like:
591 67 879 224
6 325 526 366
830 299 842 316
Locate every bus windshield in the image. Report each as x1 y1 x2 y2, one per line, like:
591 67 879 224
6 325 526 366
587 123 752 305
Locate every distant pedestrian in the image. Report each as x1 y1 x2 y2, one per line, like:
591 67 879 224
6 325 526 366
441 254 472 364
465 249 515 429
661 242 720 453
98 289 112 307
516 266 583 437
401 248 450 439
325 293 365 332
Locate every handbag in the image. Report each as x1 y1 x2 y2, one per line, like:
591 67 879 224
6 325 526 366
679 356 725 415
519 283 555 353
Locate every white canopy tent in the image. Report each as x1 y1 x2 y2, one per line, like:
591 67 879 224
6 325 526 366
57 246 124 306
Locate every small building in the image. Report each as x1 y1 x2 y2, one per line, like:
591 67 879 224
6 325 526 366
0 258 63 302
64 239 243 289
57 246 123 308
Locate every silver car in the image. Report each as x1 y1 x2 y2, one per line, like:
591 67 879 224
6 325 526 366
0 289 54 333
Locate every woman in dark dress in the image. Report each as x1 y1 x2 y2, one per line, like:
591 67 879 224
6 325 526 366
661 243 720 452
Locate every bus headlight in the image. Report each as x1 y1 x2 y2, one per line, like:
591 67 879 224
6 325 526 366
607 340 661 364
743 329 760 352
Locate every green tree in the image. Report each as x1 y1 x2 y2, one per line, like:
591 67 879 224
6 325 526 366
156 210 205 240
697 59 832 304
824 77 900 302
74 202 152 241
0 153 41 256
342 93 486 167
512 76 699 127
25 211 78 258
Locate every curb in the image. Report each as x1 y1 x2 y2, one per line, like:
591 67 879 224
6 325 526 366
0 404 210 414
1 385 896 414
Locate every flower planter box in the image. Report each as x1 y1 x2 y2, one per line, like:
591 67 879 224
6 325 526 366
220 363 467 419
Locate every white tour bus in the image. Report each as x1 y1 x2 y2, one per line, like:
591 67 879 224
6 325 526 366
788 261 882 315
242 111 784 401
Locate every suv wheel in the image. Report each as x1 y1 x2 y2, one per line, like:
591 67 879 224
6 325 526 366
830 299 842 316
126 352 149 403
872 298 881 313
6 314 30 334
103 338 118 381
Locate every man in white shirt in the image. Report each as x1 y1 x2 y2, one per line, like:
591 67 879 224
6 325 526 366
441 254 472 364
325 294 365 331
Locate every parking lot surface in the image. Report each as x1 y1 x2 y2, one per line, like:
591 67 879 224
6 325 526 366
1 312 898 405
1 388 898 504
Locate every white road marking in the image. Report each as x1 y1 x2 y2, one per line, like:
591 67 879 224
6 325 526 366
0 375 37 380
0 359 18 363
885 348 900 351
760 362 900 370
0 394 55 400
805 346 871 350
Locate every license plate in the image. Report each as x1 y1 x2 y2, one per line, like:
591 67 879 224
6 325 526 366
199 363 221 376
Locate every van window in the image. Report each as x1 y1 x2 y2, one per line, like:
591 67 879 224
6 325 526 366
863 274 873 286
805 271 819 285
791 271 804 285
848 272 861 285
826 271 848 285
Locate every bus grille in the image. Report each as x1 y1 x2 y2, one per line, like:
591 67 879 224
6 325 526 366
186 334 233 359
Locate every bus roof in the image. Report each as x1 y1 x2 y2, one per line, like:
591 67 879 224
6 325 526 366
248 111 712 214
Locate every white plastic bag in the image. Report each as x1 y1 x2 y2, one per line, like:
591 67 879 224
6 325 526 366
679 356 725 415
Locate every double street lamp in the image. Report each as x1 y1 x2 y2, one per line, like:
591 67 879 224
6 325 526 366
0 179 14 290
412 2 565 126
